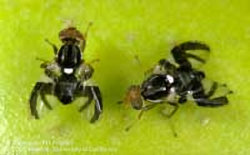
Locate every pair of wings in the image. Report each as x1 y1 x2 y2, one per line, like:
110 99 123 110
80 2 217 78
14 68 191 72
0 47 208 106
171 41 232 99
169 41 211 70
156 41 231 100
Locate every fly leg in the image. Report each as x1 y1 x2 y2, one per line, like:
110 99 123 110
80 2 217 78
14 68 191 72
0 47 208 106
29 82 53 119
162 103 179 118
77 85 103 123
45 39 58 55
80 22 93 52
138 103 161 119
192 82 228 107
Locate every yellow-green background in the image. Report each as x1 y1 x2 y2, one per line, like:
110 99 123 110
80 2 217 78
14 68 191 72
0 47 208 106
0 0 249 154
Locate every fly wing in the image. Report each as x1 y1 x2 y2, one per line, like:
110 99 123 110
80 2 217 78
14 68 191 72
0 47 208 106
170 41 210 69
201 79 233 98
183 78 232 103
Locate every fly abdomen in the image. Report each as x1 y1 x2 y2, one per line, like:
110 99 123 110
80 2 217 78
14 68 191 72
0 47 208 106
55 74 79 105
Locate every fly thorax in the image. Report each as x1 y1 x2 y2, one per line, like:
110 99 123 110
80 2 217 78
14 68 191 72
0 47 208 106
57 44 82 68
